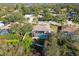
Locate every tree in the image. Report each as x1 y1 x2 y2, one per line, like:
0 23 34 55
22 35 32 55
20 23 33 36
72 14 79 23
46 33 60 56
20 4 32 15
0 34 20 40
30 5 41 16
52 14 67 24
53 4 61 14
11 23 32 37
5 13 24 23
58 31 79 56
43 13 53 21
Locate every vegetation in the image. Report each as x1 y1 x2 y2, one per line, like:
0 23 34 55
11 22 32 36
0 3 79 56
22 35 33 55
58 31 79 56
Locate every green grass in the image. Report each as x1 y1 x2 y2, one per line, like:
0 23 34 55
6 40 19 43
50 25 57 33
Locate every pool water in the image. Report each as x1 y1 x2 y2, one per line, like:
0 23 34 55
36 33 49 39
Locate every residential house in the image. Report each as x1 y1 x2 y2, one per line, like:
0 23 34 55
24 14 34 23
61 25 79 33
32 23 51 40
0 22 5 27
32 23 51 49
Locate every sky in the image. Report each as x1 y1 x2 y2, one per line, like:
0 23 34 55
0 0 79 3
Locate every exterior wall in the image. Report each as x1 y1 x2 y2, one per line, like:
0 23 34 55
32 31 50 39
24 14 34 23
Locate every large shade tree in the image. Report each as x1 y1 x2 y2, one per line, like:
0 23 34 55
4 13 24 23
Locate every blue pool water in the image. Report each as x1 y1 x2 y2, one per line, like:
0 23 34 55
36 33 49 39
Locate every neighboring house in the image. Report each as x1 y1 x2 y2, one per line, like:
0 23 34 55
0 22 5 27
0 29 9 35
48 9 55 13
0 21 10 35
67 20 73 25
61 25 79 33
68 14 73 21
61 8 67 12
14 10 19 13
32 23 51 39
58 25 79 44
38 15 43 21
57 24 79 34
48 21 61 26
1 15 7 18
67 13 75 25
68 12 76 21
24 14 34 23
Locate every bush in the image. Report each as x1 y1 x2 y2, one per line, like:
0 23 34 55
58 31 79 55
0 34 20 40
22 35 33 55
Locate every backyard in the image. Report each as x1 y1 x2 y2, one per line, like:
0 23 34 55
0 3 79 56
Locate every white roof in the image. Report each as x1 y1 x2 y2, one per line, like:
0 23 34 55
38 15 43 18
0 22 5 27
24 14 34 18
24 14 34 23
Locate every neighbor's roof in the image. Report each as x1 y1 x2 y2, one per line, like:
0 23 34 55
0 22 5 27
33 24 51 32
62 25 79 33
24 14 34 18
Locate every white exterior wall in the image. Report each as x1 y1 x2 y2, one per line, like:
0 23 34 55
24 14 34 23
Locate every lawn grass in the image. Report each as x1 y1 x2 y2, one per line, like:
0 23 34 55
50 24 57 33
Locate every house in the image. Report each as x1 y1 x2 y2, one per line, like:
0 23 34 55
61 8 67 12
0 22 5 27
61 25 79 33
32 23 51 40
24 14 34 23
14 10 19 13
0 21 9 34
68 12 76 21
66 20 73 26
32 23 51 50
0 29 9 35
38 15 43 21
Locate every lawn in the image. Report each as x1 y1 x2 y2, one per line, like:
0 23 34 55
50 24 57 33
